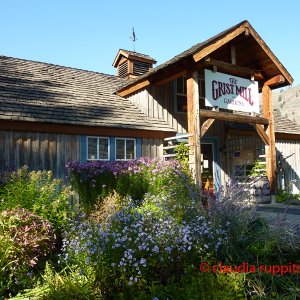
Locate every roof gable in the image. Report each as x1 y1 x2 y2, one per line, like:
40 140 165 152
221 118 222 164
117 20 293 97
112 49 156 68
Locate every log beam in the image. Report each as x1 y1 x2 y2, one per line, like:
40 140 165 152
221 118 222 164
193 24 246 63
254 124 270 145
199 109 269 125
262 85 276 193
204 58 264 81
201 118 215 138
154 70 187 86
187 71 201 187
117 80 150 97
263 75 285 88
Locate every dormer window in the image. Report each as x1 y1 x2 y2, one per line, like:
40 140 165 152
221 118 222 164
113 49 156 79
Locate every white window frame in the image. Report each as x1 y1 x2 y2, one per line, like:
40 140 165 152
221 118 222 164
115 138 136 161
87 136 110 161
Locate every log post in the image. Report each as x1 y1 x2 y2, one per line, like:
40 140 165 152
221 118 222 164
262 85 276 193
187 71 201 187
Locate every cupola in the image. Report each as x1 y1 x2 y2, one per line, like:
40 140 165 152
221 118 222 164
113 49 156 79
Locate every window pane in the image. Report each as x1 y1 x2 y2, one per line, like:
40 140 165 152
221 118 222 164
183 77 187 93
177 77 183 94
116 139 125 160
88 138 97 160
126 140 135 160
177 95 187 112
199 79 205 98
99 138 109 159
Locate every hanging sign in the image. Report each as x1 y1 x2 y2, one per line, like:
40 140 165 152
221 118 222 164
205 69 259 113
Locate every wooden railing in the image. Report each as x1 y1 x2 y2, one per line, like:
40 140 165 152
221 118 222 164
163 134 192 160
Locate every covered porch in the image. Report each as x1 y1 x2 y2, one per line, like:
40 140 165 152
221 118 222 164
184 22 293 195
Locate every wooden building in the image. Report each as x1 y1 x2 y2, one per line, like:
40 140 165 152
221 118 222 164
1 20 299 193
0 55 174 180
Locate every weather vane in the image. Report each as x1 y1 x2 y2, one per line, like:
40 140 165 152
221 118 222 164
130 27 137 52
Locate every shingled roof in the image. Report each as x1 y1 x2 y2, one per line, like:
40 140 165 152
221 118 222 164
273 109 300 135
0 55 174 132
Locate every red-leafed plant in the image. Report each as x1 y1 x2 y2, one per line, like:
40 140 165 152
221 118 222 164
0 208 56 296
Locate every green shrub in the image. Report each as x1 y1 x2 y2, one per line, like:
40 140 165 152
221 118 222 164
67 160 150 210
0 234 17 297
174 142 189 169
0 166 74 237
115 171 149 203
276 190 300 203
113 271 245 300
250 160 267 177
246 272 300 299
12 263 98 300
0 209 56 297
90 191 125 224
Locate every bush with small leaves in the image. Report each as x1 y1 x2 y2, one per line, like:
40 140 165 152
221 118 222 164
0 166 74 239
12 263 97 300
0 208 56 297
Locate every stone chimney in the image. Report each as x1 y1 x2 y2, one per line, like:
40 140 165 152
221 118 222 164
113 49 156 79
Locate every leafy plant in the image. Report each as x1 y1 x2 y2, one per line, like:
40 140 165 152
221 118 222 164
0 209 56 297
174 142 189 169
0 166 74 238
115 272 245 300
90 191 125 224
250 160 267 177
276 190 300 203
66 159 150 210
12 263 97 300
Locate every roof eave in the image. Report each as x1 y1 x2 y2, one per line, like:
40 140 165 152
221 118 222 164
112 49 129 67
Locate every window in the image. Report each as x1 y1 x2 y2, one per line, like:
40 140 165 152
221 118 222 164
175 71 206 113
175 76 187 113
115 138 136 160
87 137 109 160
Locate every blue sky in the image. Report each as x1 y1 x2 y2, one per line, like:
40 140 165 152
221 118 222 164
1 0 300 86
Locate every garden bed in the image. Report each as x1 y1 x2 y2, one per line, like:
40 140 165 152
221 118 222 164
0 160 299 299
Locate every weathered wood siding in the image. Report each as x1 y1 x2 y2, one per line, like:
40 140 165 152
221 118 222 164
275 139 300 192
0 130 80 180
142 138 163 159
225 135 300 192
127 81 187 133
